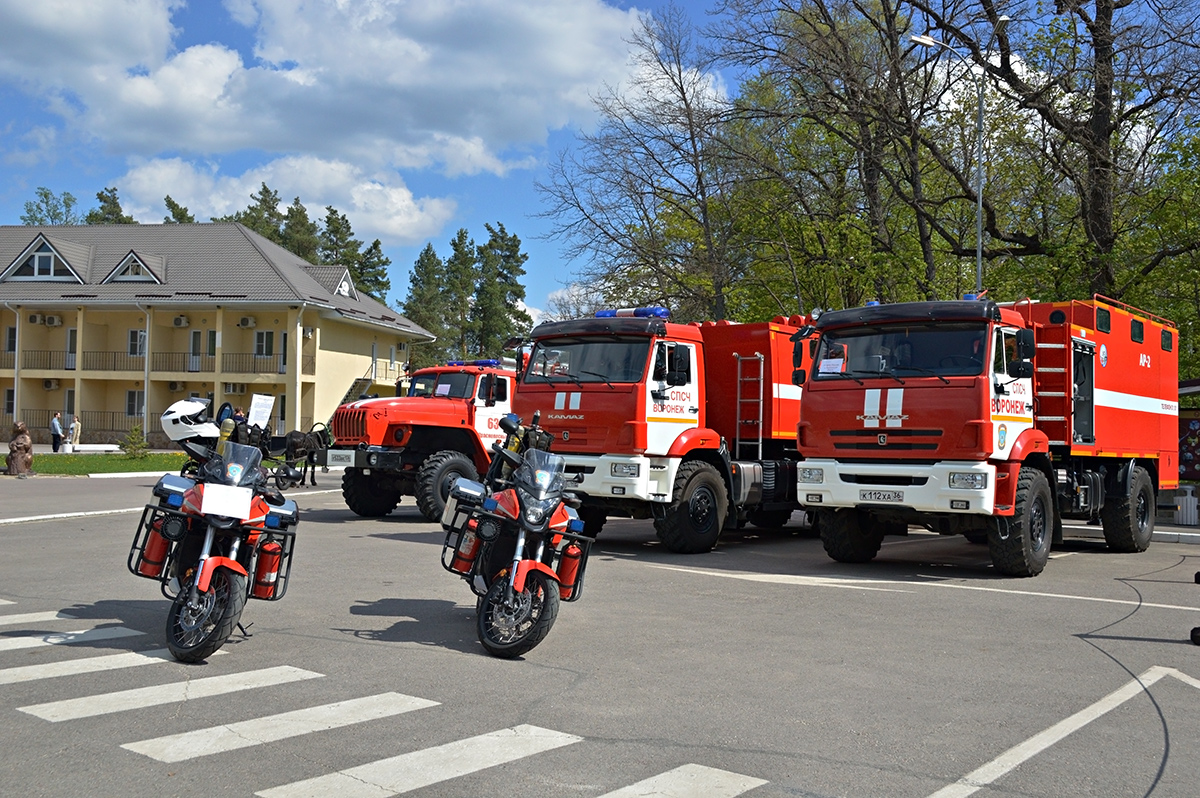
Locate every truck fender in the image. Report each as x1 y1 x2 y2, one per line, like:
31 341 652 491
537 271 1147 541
1007 429 1050 462
666 427 723 458
673 439 736 526
991 431 1052 517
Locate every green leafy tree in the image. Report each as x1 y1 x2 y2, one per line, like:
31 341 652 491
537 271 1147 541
163 195 195 223
471 223 532 355
21 187 80 225
357 239 393 301
401 243 452 368
281 198 320 264
84 187 137 224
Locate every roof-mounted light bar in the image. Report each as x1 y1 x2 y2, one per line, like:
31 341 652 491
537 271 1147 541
594 306 670 319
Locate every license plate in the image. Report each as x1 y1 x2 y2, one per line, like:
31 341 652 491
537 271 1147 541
326 451 354 466
860 489 903 503
201 484 253 519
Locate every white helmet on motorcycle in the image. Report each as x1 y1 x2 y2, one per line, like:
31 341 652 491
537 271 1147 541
161 398 221 441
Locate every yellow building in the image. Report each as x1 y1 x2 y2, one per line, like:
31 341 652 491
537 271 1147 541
0 223 432 446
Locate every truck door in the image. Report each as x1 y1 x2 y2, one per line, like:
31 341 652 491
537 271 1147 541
474 374 509 448
1072 341 1095 444
646 341 700 455
990 327 1034 459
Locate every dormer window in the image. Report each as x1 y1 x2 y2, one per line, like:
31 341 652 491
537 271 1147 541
5 241 76 281
102 252 161 284
336 275 354 297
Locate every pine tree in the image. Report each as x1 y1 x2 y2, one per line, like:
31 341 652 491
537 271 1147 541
472 222 532 356
443 229 478 361
401 244 451 368
162 195 195 223
357 239 392 301
318 207 363 289
281 198 320 264
214 182 284 244
84 187 137 224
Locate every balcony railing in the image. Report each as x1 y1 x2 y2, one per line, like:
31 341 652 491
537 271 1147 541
223 353 288 375
81 410 144 433
22 350 77 370
0 351 12 369
151 352 217 373
82 351 146 371
302 354 315 375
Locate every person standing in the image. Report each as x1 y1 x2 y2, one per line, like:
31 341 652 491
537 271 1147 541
50 412 63 453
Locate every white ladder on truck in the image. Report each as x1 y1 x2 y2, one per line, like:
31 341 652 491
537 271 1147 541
734 352 764 461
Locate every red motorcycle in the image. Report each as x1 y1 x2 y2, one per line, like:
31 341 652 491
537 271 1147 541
441 412 593 658
128 401 300 662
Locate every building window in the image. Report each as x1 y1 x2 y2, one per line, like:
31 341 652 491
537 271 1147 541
126 390 145 417
128 330 146 356
255 330 274 357
207 330 217 356
3 388 12 415
4 327 14 352
7 242 75 280
1131 318 1144 344
107 255 158 283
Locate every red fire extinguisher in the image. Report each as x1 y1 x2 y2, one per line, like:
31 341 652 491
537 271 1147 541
138 520 170 578
253 541 283 599
556 543 582 599
449 521 481 574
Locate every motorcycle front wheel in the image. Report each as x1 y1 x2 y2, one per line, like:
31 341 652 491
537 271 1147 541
166 568 247 662
477 570 559 658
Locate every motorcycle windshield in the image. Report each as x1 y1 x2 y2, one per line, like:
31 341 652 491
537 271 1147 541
513 448 566 501
213 441 264 487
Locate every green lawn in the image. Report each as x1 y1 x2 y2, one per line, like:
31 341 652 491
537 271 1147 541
31 452 189 476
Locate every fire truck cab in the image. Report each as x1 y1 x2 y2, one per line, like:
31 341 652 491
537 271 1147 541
795 296 1178 576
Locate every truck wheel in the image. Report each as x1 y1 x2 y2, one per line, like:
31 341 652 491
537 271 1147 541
416 451 478 523
655 461 728 554
342 468 401 517
749 509 792 528
1100 466 1154 553
578 506 607 538
988 466 1052 576
820 509 884 563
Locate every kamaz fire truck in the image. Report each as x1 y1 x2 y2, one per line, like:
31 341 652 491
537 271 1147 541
793 296 1178 576
512 307 812 553
315 360 516 522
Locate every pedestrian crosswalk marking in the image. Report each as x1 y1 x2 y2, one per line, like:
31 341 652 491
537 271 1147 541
597 763 768 797
0 648 224 686
0 625 143 653
256 724 583 798
123 692 440 762
0 611 76 627
18 665 322 722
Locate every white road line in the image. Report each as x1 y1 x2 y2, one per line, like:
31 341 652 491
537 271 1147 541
123 692 440 763
0 611 76 626
0 626 143 653
0 507 143 525
0 648 223 685
649 564 1200 611
19 665 322 722
0 599 13 605
598 764 767 797
930 666 1200 798
256 724 583 798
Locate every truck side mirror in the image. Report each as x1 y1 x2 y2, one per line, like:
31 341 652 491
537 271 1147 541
1016 328 1036 360
1007 360 1034 379
481 374 496 407
792 368 806 386
667 345 690 386
652 342 667 381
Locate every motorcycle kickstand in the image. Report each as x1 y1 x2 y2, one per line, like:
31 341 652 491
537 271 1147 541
236 621 254 638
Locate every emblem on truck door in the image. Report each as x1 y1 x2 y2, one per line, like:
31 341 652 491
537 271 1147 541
878 434 887 446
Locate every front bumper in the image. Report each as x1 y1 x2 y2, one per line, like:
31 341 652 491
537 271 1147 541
798 459 996 515
560 453 681 504
314 446 405 470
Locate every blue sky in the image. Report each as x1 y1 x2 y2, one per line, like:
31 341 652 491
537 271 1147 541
0 0 694 320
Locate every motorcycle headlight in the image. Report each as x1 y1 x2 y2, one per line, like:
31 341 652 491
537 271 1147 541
519 489 555 525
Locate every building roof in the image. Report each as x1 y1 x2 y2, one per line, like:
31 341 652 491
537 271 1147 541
0 222 433 341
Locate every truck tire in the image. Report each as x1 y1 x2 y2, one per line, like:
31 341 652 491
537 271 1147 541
749 509 792 529
342 468 401 517
416 451 478 523
655 461 728 554
988 466 1052 576
578 506 607 538
1101 465 1154 553
820 509 885 563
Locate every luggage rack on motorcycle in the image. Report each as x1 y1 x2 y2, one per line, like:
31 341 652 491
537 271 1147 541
128 503 298 602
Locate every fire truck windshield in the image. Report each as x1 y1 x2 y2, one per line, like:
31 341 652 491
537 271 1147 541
524 336 651 384
409 372 477 398
814 322 988 379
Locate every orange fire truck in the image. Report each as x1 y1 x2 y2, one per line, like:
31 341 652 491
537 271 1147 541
512 307 813 553
794 296 1178 576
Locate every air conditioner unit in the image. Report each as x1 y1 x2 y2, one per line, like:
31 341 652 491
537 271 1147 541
173 315 190 328
238 316 257 329
44 315 62 327
222 382 246 395
302 326 314 339
42 379 59 391
168 380 186 392
28 313 44 325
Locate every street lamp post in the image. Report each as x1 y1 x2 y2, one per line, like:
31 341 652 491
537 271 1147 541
912 17 1009 295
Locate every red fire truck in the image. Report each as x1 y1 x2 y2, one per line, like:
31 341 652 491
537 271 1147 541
794 296 1178 576
316 360 516 522
512 307 813 553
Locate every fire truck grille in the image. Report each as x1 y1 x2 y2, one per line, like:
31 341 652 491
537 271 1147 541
332 408 366 440
830 428 941 451
553 426 600 448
